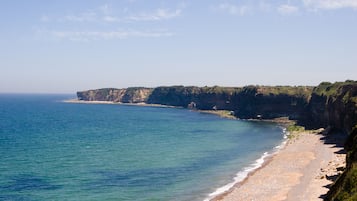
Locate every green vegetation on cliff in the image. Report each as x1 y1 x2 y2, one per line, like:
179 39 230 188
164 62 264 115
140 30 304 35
304 81 357 133
256 85 312 98
314 80 357 98
326 126 357 201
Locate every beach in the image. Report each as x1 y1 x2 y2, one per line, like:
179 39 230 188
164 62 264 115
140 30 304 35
214 130 346 201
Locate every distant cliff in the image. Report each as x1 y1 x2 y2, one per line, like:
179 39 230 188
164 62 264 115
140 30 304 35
75 82 356 130
77 87 152 103
146 86 241 110
231 86 312 119
77 85 313 120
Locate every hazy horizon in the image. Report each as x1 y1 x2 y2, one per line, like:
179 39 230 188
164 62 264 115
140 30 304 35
1 0 356 93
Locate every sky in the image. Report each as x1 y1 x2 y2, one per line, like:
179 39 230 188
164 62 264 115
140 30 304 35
0 0 357 93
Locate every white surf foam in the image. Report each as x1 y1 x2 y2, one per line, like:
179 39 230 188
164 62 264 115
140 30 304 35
204 127 289 201
203 152 270 201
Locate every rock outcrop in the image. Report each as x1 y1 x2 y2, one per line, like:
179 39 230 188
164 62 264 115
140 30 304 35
301 81 357 134
231 86 312 119
146 86 241 110
77 87 152 103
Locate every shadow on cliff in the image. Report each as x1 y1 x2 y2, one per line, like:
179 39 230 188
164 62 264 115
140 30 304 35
317 131 348 200
319 131 348 152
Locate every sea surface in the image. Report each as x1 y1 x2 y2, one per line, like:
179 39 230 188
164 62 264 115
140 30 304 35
0 94 285 201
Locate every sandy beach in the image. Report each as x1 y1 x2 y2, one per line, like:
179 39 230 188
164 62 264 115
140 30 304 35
214 130 346 201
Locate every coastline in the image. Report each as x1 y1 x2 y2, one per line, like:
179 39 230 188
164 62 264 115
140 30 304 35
197 110 237 119
63 99 180 108
64 99 346 201
211 130 346 201
64 100 293 124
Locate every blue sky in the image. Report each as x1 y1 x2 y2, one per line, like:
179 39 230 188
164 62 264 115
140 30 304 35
1 0 357 93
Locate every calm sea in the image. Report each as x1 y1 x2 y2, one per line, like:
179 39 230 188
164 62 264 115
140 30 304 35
0 94 285 201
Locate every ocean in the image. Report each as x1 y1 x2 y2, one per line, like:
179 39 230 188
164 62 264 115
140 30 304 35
0 94 285 201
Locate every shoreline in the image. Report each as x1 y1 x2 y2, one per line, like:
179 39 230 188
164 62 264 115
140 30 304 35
205 151 279 201
64 100 240 119
205 128 289 201
210 152 277 201
197 110 237 119
62 99 181 108
64 100 294 124
64 99 345 200
212 130 346 201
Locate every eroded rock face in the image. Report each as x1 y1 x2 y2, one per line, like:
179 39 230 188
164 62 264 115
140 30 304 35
146 86 239 110
77 88 125 102
76 83 357 133
76 82 357 133
120 87 153 103
77 85 313 120
302 82 357 134
231 86 311 120
77 87 152 103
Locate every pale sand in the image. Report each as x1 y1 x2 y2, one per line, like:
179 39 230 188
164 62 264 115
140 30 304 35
215 131 346 201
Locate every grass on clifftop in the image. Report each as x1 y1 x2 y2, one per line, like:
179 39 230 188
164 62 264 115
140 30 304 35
314 80 357 97
287 124 305 132
199 110 236 119
286 124 306 140
255 86 313 98
332 167 357 201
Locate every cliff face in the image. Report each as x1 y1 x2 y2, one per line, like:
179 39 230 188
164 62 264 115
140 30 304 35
231 86 312 119
77 86 313 119
76 83 356 130
77 87 152 103
146 86 240 110
308 81 357 201
302 81 357 134
77 88 125 102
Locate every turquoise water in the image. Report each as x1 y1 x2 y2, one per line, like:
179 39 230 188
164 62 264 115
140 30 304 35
0 94 284 201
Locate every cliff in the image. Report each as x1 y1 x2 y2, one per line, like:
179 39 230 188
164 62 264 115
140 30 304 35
77 87 153 103
302 81 357 134
147 86 241 110
312 81 357 201
231 86 312 119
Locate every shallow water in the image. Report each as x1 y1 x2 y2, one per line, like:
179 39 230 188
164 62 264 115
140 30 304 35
0 94 284 201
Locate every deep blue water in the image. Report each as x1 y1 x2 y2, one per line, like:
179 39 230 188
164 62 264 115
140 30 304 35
0 94 284 201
